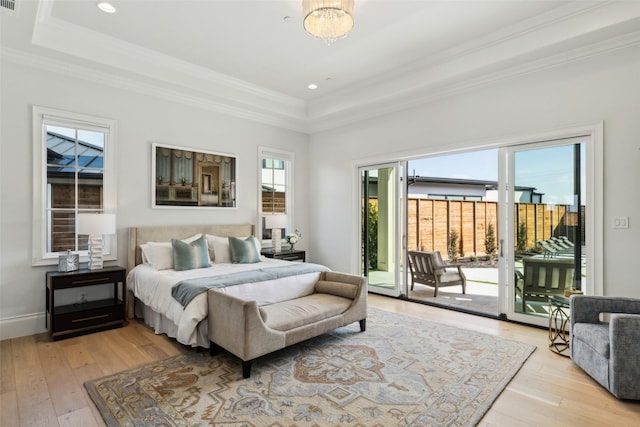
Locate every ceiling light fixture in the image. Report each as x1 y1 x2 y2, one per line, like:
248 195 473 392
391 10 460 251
303 0 354 45
97 2 117 14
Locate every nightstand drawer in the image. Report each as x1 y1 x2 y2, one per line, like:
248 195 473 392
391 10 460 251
54 300 124 333
51 271 124 289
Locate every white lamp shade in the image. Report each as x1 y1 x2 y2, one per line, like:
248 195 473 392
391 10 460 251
78 213 116 236
264 215 287 230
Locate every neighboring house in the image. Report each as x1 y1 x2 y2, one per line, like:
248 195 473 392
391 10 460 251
407 176 543 203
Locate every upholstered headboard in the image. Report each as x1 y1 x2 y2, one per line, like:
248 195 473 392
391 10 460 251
127 224 255 271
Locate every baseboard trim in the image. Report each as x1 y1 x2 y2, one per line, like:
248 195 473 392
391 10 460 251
0 312 47 341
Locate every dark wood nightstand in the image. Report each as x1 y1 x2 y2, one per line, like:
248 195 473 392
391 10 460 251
45 266 127 340
261 248 306 262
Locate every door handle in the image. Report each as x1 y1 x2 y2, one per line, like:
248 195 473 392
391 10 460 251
499 239 504 258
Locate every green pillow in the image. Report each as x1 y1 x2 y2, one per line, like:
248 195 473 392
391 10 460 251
171 235 211 271
229 236 260 264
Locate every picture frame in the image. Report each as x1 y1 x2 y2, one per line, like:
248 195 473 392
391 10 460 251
152 143 237 208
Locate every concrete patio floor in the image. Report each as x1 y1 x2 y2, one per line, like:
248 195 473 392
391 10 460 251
408 268 501 315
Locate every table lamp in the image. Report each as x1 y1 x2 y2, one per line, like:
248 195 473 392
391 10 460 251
264 215 287 252
78 213 116 270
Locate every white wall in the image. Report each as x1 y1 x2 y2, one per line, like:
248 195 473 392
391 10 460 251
0 60 309 340
308 46 640 298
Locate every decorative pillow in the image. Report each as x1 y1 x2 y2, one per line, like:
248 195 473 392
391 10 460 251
171 235 211 271
228 236 261 264
141 234 202 270
140 242 173 269
206 235 231 263
206 234 261 263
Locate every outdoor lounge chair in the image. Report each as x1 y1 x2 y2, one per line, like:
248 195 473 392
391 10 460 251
557 236 575 247
537 239 572 258
407 251 466 297
550 236 574 250
536 240 558 258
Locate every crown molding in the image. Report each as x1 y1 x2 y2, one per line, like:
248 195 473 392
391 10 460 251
31 0 307 126
1 47 310 133
308 2 640 132
308 29 640 133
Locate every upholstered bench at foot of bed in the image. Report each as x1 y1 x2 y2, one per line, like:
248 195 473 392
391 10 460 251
207 271 367 378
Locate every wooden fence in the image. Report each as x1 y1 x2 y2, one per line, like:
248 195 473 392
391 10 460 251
405 198 582 257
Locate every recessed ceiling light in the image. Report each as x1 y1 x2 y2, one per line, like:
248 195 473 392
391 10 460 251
307 83 318 90
97 2 117 14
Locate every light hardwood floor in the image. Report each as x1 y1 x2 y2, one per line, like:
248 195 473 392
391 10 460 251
1 294 638 426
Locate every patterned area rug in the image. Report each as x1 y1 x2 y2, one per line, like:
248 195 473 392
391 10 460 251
85 308 535 426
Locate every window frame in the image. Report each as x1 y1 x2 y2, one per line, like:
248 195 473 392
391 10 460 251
258 146 294 247
32 106 118 266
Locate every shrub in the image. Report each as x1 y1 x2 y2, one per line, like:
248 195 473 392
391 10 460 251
516 222 527 255
448 230 460 262
485 223 497 256
364 201 378 269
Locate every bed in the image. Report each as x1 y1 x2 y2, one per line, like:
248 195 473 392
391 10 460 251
126 224 328 348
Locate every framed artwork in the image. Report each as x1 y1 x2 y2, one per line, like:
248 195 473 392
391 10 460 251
152 143 236 208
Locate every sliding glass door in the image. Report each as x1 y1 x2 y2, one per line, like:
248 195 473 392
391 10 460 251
503 137 588 326
360 162 405 297
357 125 601 326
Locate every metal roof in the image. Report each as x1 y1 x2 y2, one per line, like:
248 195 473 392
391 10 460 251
47 131 103 172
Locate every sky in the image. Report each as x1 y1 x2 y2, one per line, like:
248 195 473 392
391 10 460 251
408 144 586 206
409 149 498 181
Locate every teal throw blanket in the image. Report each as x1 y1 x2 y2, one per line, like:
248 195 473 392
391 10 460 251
171 263 329 308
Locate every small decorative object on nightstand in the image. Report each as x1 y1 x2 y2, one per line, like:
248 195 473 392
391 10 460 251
285 229 302 250
261 248 306 262
45 266 127 340
58 250 79 272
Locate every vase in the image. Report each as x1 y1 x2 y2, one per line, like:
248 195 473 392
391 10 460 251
290 243 295 250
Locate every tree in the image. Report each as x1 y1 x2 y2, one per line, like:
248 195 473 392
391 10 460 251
516 222 528 255
485 223 497 257
448 229 460 262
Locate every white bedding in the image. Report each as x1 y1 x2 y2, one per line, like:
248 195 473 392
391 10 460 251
127 257 322 347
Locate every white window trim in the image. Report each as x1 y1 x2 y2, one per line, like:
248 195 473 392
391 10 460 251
32 106 118 266
258 146 294 247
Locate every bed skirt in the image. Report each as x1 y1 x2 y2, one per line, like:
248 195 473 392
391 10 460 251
134 298 209 348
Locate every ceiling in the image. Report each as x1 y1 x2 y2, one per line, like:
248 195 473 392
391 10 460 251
3 0 640 132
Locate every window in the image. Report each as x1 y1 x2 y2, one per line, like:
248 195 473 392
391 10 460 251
259 147 293 243
32 106 117 266
262 158 285 170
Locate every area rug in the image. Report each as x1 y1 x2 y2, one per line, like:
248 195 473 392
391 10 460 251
85 308 535 427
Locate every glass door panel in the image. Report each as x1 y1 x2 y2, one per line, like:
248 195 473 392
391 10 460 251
360 163 404 296
505 138 586 326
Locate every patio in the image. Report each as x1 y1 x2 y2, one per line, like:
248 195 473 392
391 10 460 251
371 258 580 317
407 267 501 316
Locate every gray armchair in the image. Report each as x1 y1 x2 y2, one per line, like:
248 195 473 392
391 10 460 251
570 295 640 400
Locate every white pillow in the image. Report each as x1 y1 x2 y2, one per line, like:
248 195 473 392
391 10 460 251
206 235 231 263
206 234 261 263
141 234 204 269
